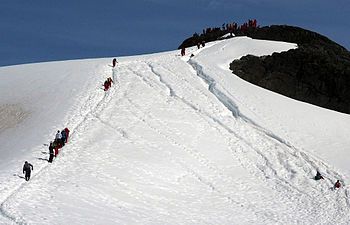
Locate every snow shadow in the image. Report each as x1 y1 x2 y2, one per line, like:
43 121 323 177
13 174 25 180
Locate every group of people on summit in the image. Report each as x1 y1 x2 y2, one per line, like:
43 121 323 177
201 19 258 36
181 19 260 57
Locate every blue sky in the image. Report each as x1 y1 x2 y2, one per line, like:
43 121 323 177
0 0 349 66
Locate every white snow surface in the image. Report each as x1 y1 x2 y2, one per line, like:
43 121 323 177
0 37 349 225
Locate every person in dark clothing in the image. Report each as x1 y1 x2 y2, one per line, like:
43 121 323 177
61 130 67 146
64 127 70 143
334 180 341 189
314 171 324 180
23 161 33 181
53 140 59 157
48 142 54 163
55 130 62 148
104 80 110 91
112 58 117 68
181 47 185 56
107 77 113 86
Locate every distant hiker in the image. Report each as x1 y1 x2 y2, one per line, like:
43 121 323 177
107 77 113 85
55 130 62 142
61 129 67 146
107 77 113 89
64 127 70 143
55 130 63 148
104 80 110 91
23 161 33 181
112 58 117 68
53 140 59 157
48 142 54 163
201 41 205 47
181 47 185 56
197 43 200 49
314 171 324 180
334 180 341 189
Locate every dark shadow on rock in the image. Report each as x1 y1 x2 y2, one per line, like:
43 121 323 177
229 25 350 114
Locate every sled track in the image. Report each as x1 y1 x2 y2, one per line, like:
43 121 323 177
0 67 118 224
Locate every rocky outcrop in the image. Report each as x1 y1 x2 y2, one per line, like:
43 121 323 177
230 25 350 114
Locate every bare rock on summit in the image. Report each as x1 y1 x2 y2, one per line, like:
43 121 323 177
230 25 350 114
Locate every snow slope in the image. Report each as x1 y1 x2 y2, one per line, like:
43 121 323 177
0 37 349 224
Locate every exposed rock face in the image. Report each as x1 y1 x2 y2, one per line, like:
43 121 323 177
230 25 350 114
0 104 29 134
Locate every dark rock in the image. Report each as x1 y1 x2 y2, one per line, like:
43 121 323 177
230 25 350 114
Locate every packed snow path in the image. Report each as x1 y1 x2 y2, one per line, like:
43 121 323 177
0 38 349 224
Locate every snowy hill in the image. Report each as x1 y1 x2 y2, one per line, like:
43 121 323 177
0 37 349 224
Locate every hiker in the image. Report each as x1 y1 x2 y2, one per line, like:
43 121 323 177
314 171 324 180
106 77 113 89
55 130 62 142
104 80 110 91
334 180 341 189
23 161 33 181
55 130 63 148
181 47 185 56
53 140 59 157
112 58 117 68
64 128 70 143
107 77 113 85
61 129 67 146
48 142 54 163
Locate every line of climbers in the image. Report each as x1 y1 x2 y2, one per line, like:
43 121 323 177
23 128 70 181
48 128 70 163
23 58 119 182
20 58 345 192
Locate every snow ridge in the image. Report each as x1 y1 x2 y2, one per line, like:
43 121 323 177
0 38 349 224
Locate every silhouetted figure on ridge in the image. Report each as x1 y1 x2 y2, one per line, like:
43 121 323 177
23 161 33 181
